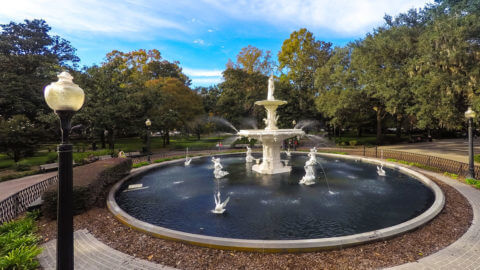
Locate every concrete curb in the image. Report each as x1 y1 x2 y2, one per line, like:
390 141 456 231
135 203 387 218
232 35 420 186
107 152 445 252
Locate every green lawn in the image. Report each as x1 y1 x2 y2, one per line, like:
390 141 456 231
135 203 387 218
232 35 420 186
0 134 231 173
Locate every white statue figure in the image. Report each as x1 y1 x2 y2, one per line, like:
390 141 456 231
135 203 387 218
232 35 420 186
299 147 318 186
267 74 275 100
212 157 229 178
245 146 254 162
185 148 192 166
377 164 386 176
211 191 230 214
285 148 292 157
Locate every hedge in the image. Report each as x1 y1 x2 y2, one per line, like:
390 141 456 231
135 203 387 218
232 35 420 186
41 158 132 219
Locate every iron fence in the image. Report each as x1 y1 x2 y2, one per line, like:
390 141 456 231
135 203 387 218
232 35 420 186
317 146 479 178
0 175 58 224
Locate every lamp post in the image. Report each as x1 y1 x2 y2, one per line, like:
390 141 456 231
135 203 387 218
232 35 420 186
44 72 84 270
465 107 476 179
292 120 296 128
145 119 152 162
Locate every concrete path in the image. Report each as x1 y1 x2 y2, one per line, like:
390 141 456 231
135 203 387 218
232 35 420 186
380 138 480 164
386 169 480 270
0 171 56 201
38 167 480 270
38 229 176 270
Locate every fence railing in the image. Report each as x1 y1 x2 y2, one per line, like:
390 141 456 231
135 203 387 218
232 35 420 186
0 175 58 224
2 146 476 223
316 146 479 178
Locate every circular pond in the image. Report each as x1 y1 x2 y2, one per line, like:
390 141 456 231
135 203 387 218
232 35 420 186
110 153 443 249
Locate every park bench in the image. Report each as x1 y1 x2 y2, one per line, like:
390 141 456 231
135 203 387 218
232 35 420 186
39 163 59 172
98 155 112 160
39 161 78 172
125 151 142 158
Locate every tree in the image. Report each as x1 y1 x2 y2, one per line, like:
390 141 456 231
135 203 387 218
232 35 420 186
315 46 374 136
0 115 40 162
0 19 79 120
233 45 274 75
216 68 268 127
278 28 332 121
147 78 204 145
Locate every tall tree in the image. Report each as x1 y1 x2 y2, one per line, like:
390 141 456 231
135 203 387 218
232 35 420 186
232 45 274 75
278 28 332 120
0 19 79 120
217 68 268 127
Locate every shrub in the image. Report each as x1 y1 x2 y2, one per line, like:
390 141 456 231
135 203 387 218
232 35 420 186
41 158 132 219
14 161 31 171
132 161 150 168
0 213 41 270
444 172 459 179
349 140 358 146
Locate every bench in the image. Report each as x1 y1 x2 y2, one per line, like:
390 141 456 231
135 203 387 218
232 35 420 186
125 151 142 158
98 155 112 160
39 161 78 172
39 163 59 172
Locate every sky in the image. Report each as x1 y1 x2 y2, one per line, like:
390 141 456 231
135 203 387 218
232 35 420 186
0 0 433 87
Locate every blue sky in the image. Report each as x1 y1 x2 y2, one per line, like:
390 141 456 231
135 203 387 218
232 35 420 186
0 0 432 87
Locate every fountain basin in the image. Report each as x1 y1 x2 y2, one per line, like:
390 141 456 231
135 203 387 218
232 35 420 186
238 129 305 174
107 152 444 252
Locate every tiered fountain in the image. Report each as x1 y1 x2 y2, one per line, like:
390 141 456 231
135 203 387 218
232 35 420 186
238 75 305 174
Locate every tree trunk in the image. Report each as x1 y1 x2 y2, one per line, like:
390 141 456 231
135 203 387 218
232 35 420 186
166 132 170 145
376 110 383 144
396 115 402 138
101 132 106 149
196 131 201 140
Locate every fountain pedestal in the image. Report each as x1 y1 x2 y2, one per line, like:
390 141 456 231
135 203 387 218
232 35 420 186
238 75 305 174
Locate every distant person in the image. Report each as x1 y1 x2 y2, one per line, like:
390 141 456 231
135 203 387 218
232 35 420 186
293 139 298 151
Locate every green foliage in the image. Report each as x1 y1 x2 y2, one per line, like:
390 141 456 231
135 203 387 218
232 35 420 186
42 159 132 219
0 19 79 121
386 158 439 171
474 154 480 163
228 45 274 75
0 213 42 270
348 140 358 146
217 68 268 127
465 178 479 185
278 28 332 121
0 115 40 162
443 172 459 179
133 161 150 168
14 161 31 172
0 245 42 270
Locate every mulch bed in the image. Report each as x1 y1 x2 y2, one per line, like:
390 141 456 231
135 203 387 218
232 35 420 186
37 176 472 270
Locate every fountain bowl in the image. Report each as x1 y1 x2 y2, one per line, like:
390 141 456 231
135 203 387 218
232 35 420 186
107 152 444 252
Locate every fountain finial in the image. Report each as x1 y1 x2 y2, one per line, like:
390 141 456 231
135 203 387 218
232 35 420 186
267 74 275 100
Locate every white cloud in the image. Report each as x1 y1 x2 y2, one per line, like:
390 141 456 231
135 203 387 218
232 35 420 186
201 0 433 35
193 39 205 45
0 0 186 35
191 77 224 86
183 68 223 87
183 68 222 77
208 29 214 32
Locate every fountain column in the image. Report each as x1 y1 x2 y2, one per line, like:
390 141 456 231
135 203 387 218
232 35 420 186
238 75 304 174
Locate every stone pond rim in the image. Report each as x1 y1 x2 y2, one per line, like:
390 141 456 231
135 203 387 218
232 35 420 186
106 152 446 252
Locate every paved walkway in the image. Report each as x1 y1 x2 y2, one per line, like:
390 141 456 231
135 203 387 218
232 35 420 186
387 169 480 270
380 138 480 164
38 166 480 269
0 171 56 201
38 229 176 270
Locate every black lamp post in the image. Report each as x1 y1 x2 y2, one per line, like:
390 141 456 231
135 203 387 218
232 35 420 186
44 72 84 270
465 107 476 179
145 119 152 162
